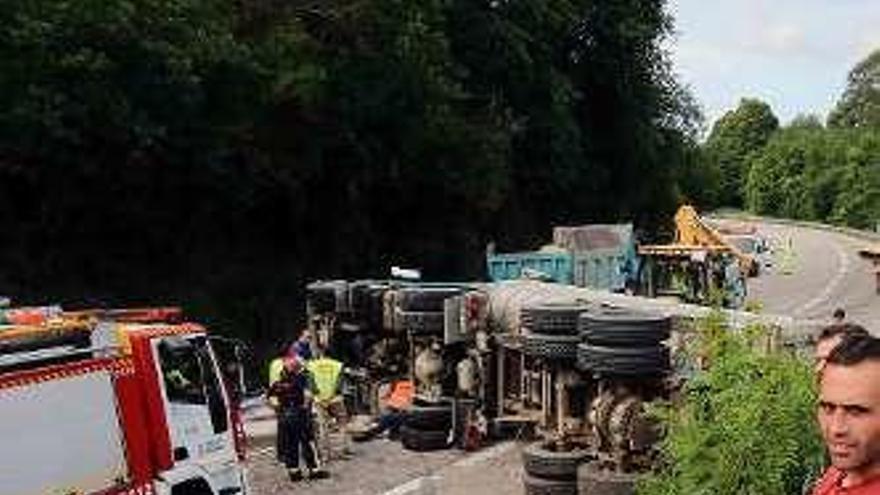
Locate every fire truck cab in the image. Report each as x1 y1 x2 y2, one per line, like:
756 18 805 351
0 307 249 495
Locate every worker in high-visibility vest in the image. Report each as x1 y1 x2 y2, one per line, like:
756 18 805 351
268 357 285 405
269 355 325 481
307 354 351 457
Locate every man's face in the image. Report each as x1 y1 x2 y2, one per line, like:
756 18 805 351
818 361 880 472
815 335 843 372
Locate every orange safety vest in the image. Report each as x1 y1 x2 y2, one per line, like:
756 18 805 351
385 380 414 410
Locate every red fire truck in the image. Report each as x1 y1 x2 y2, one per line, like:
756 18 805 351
0 307 249 495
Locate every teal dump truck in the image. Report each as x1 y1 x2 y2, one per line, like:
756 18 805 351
486 224 638 292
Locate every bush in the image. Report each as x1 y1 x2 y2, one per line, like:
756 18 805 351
637 312 824 495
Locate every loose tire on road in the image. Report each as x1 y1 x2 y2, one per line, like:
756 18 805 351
522 473 577 495
398 288 463 312
522 441 592 480
577 344 669 376
521 305 587 335
576 462 638 495
403 401 453 431
523 333 580 360
399 311 445 336
579 311 670 346
400 425 451 452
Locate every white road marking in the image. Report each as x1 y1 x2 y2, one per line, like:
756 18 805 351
378 442 516 495
380 476 440 495
792 233 850 317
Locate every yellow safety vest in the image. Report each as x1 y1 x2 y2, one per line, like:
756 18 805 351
307 358 343 403
268 357 284 407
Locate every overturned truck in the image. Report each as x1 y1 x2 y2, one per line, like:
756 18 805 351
305 279 682 494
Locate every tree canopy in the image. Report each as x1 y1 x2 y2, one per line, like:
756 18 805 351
694 50 880 230
703 98 779 207
0 0 701 352
828 48 880 129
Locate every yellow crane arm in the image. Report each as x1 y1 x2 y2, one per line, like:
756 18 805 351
673 205 757 276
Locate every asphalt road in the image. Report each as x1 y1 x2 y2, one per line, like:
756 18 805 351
244 428 524 495
747 222 880 332
245 220 880 495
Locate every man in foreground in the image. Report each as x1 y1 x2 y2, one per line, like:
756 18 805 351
813 334 880 494
814 323 870 372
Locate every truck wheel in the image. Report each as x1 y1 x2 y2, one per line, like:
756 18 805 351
171 479 213 495
404 401 453 431
399 311 445 336
576 462 638 495
522 473 577 495
521 305 586 335
576 344 669 376
399 425 451 452
578 311 670 346
399 288 463 311
522 441 592 480
523 333 579 360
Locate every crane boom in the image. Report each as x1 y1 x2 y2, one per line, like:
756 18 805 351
673 205 757 276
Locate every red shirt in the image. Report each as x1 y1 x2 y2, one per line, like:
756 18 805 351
812 467 880 495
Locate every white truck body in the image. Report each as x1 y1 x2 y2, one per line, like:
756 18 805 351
1 370 128 495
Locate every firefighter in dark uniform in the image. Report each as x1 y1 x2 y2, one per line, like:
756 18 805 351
268 355 327 481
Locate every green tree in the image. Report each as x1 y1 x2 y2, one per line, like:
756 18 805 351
673 143 721 209
788 113 823 130
703 98 779 207
0 0 703 357
744 127 880 229
829 48 880 129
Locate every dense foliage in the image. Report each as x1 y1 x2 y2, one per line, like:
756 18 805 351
0 0 700 352
828 49 880 129
699 48 880 231
703 99 779 208
638 313 824 495
745 127 880 229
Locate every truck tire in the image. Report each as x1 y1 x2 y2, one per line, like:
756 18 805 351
522 473 577 495
171 479 213 495
398 288 462 312
521 305 586 336
523 333 579 360
399 311 445 336
576 462 638 495
576 344 669 376
522 441 592 480
579 311 670 346
400 425 451 452
404 401 453 431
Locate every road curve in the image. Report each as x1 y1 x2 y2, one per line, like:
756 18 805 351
747 221 880 332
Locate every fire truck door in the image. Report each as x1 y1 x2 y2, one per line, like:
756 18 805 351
155 336 236 472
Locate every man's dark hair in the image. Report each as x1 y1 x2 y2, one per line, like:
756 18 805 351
818 322 869 342
827 333 880 366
